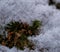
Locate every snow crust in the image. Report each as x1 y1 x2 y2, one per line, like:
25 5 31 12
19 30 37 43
0 0 60 52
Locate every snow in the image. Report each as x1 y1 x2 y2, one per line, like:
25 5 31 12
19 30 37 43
0 0 60 52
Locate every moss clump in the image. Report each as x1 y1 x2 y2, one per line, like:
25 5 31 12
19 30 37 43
56 3 60 9
49 0 55 5
0 35 3 44
0 20 42 50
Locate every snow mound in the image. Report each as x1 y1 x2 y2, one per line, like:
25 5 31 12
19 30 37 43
0 0 60 52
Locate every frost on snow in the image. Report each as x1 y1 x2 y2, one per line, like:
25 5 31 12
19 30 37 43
0 0 60 52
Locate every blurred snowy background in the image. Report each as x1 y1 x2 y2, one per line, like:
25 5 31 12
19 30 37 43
0 0 60 52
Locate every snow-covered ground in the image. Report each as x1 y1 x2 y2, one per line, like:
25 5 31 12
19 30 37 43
0 0 60 52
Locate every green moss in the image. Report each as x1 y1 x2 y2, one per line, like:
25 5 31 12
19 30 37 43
0 35 3 44
56 3 60 9
5 21 21 32
32 20 42 29
49 0 55 5
0 20 42 50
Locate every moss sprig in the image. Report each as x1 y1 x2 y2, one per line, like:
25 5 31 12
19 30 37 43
0 20 42 50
